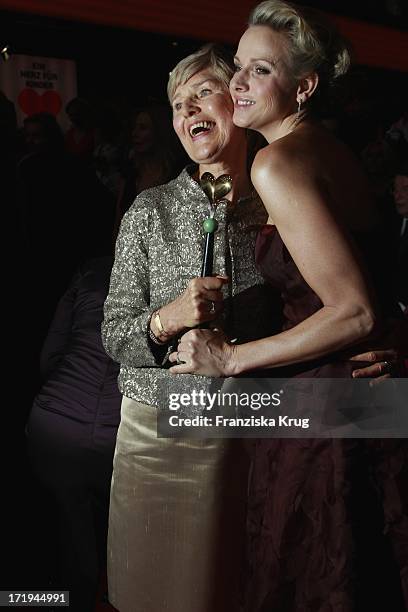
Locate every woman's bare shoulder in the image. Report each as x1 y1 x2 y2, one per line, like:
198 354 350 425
251 131 317 193
251 125 378 231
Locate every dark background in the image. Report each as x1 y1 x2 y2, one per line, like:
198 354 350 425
1 1 407 109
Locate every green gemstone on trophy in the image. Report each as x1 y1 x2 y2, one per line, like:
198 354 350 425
203 217 218 233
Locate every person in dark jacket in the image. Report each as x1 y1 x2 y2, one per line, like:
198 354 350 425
25 256 121 612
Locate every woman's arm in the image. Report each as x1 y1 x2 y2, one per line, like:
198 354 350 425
101 204 159 368
102 200 226 368
170 147 377 376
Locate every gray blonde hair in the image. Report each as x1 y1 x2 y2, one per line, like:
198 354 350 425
249 0 351 86
167 43 234 104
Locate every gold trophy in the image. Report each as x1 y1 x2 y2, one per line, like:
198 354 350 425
199 172 232 276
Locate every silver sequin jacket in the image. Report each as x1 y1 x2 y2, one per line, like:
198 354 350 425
102 167 278 408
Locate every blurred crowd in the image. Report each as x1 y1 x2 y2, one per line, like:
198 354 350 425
2 94 188 404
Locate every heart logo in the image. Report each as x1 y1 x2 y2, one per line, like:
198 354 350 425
18 88 63 116
200 172 232 204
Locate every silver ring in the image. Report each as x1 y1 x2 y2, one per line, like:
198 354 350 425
382 360 392 374
209 301 216 314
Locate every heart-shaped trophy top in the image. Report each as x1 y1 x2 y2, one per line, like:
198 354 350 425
200 172 232 206
214 174 232 201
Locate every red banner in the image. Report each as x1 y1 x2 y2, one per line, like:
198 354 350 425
1 0 407 72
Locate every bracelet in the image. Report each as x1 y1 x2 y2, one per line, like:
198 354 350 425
148 310 171 345
147 325 167 346
153 310 169 337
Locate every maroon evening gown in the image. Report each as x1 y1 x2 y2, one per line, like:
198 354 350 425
244 225 408 612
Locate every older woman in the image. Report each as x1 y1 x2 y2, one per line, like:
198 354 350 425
170 3 407 611
101 44 277 612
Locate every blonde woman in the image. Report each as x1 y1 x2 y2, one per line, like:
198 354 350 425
170 3 407 610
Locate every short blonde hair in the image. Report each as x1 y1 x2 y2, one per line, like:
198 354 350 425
167 43 234 104
249 0 351 85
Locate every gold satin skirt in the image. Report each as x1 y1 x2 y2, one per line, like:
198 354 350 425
108 397 249 612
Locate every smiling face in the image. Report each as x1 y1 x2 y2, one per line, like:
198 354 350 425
172 69 244 166
230 25 298 139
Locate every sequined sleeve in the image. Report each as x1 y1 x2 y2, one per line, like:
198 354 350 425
101 200 162 368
